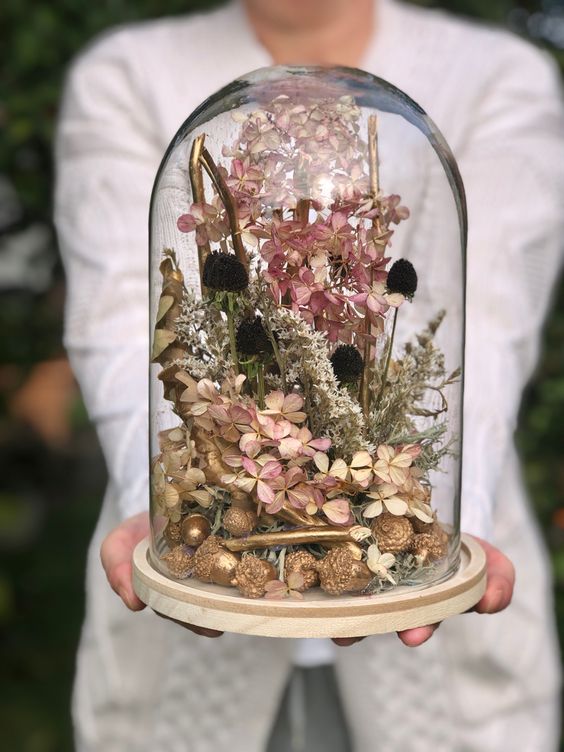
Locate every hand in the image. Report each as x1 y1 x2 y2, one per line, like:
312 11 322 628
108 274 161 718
100 511 223 638
333 535 515 648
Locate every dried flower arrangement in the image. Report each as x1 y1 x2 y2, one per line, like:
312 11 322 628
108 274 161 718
151 91 459 600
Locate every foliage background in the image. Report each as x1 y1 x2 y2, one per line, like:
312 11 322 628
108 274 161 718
0 0 563 749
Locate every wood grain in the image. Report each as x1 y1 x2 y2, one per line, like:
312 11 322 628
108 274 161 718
132 534 487 638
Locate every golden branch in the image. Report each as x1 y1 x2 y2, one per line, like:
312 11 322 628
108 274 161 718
223 525 369 552
198 147 248 269
188 135 211 291
359 115 380 416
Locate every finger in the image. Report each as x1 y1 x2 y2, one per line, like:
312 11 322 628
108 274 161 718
154 611 224 637
189 626 224 638
100 513 149 612
397 622 440 648
332 637 365 646
472 537 515 615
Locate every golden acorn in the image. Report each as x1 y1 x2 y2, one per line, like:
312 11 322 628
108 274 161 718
192 535 223 582
284 550 319 592
411 516 432 534
209 550 240 587
161 545 194 579
234 556 277 598
410 533 447 563
371 513 414 554
316 548 372 595
181 514 211 547
163 520 183 548
223 507 257 537
411 517 449 542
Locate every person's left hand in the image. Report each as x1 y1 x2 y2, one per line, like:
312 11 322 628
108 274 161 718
332 536 515 648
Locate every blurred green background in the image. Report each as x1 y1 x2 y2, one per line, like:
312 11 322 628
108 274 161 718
1 0 563 749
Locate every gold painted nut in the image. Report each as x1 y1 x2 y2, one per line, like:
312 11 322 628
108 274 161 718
181 514 211 547
210 550 240 587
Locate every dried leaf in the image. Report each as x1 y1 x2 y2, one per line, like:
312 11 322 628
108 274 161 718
156 295 174 323
187 489 213 508
151 329 177 360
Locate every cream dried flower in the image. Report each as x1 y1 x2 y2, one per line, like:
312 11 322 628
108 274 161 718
372 445 414 486
363 482 408 518
366 544 396 584
151 461 181 521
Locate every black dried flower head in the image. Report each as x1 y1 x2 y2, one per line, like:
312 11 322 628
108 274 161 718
386 259 418 299
330 344 364 384
236 316 272 356
202 252 248 292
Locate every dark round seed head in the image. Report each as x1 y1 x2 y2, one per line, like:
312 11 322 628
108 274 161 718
236 316 272 356
386 259 418 299
202 251 248 292
330 344 364 384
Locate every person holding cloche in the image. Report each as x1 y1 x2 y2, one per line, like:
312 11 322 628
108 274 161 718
55 0 563 750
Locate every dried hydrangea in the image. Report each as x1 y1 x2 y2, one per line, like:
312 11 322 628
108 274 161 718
271 307 371 458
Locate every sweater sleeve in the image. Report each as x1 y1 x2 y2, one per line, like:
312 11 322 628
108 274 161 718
459 41 564 539
55 32 161 520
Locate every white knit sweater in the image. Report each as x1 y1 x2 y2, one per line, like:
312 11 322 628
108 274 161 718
55 1 564 750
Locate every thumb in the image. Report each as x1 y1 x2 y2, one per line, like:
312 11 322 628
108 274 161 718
472 536 515 615
100 512 149 611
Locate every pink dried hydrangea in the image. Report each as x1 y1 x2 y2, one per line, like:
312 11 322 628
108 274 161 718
178 93 410 346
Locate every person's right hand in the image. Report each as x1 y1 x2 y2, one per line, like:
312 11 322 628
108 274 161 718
100 511 223 638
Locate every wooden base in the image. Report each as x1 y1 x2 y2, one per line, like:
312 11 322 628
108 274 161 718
132 534 486 638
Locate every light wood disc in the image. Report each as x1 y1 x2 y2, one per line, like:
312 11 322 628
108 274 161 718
132 534 486 638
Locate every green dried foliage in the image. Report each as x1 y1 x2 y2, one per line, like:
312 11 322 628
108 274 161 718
361 552 437 595
367 311 459 467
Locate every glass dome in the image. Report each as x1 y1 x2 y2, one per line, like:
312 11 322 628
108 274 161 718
149 66 466 600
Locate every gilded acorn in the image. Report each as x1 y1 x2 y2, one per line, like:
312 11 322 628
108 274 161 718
284 550 319 592
181 514 211 547
192 535 223 582
209 550 241 586
410 533 447 563
371 513 414 554
223 507 258 537
161 545 195 579
316 548 372 595
234 556 277 598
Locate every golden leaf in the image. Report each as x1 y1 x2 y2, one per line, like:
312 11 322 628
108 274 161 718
151 329 177 360
156 295 174 323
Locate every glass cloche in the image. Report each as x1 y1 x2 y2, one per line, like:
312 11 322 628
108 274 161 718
148 66 467 604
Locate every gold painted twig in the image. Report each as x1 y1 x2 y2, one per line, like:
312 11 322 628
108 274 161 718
275 506 330 528
223 525 363 552
374 306 398 410
368 114 379 197
152 252 188 367
295 198 310 226
199 147 248 269
358 299 372 417
359 115 381 416
189 135 211 291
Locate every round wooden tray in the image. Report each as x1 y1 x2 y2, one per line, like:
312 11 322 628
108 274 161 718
133 534 486 638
